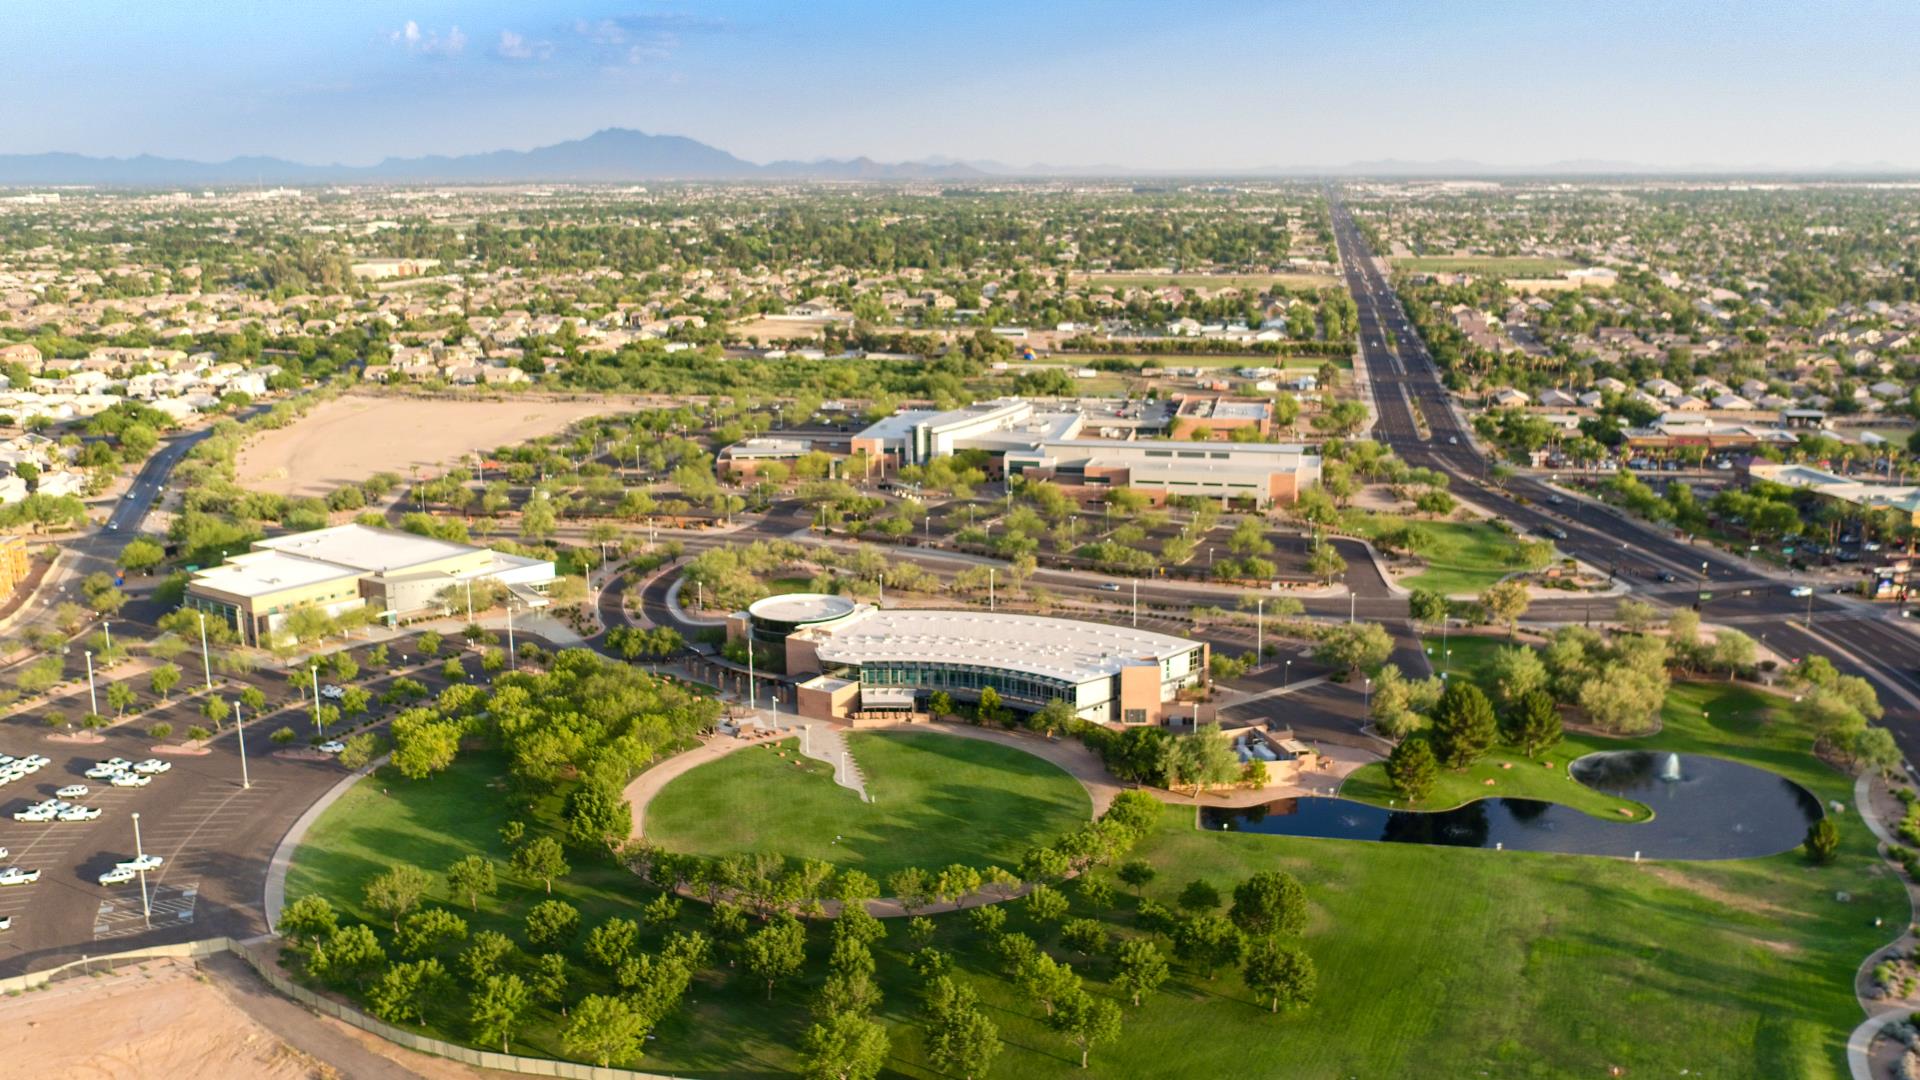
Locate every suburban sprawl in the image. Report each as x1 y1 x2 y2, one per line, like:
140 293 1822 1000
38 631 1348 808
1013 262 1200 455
0 175 1918 1080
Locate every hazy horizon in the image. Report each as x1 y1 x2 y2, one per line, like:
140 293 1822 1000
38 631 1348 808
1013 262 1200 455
7 0 1918 172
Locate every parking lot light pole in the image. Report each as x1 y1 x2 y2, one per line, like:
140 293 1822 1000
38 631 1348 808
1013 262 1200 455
132 812 150 928
198 612 212 690
506 600 515 671
233 701 251 790
102 620 112 654
84 649 97 716
310 665 322 734
1131 579 1138 627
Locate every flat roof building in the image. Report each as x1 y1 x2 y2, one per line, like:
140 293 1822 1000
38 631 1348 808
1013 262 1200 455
185 523 554 646
851 397 1319 506
731 594 1208 726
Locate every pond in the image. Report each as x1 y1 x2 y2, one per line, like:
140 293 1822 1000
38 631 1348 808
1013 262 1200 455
1199 751 1824 860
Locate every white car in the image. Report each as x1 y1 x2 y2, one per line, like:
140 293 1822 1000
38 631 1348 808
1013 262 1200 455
20 755 48 770
57 805 101 822
0 867 41 885
109 772 151 788
13 807 53 823
132 759 171 775
1789 585 1814 598
0 914 10 929
97 866 136 886
318 740 346 754
55 785 88 799
85 763 125 780
320 685 346 701
116 854 163 872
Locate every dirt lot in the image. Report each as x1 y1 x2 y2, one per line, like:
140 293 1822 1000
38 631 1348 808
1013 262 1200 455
235 395 612 496
0 959 328 1079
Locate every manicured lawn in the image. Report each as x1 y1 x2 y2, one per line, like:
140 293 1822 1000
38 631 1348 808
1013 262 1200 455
1349 515 1534 595
287 684 1896 1079
1425 632 1510 683
1393 255 1577 277
645 730 1092 880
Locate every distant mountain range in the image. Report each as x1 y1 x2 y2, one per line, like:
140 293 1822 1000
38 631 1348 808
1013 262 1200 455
0 129 1913 185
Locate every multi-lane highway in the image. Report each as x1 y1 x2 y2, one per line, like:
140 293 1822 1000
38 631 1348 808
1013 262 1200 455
1326 191 1920 750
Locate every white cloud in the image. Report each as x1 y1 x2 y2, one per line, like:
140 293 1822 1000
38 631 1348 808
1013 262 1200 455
390 20 466 56
496 30 552 61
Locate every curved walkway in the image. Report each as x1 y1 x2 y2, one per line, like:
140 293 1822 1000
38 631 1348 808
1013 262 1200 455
261 754 389 930
1846 772 1920 1080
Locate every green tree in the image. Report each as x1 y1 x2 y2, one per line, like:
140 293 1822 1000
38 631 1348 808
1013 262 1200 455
446 854 497 912
1025 884 1070 925
1385 736 1439 803
1048 989 1123 1069
1804 818 1840 864
1118 860 1157 895
105 681 136 717
1229 871 1308 937
369 958 451 1025
1172 722 1239 800
1480 579 1530 638
395 907 468 958
1487 644 1548 707
1513 689 1563 758
563 994 648 1067
1430 681 1498 768
364 864 431 931
1408 587 1449 628
1171 913 1245 979
1113 939 1170 1006
923 976 1002 1080
309 924 385 987
278 895 338 946
469 973 532 1053
149 662 182 702
801 1012 890 1080
531 952 570 1018
744 915 808 1000
1177 878 1221 913
525 899 581 950
513 835 571 893
1242 938 1318 1013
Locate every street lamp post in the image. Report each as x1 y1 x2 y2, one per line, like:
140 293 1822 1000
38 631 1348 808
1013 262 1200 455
465 579 474 623
132 812 151 928
1284 659 1292 687
1131 579 1138 627
310 665 322 734
233 701 251 789
988 568 996 612
198 612 212 690
84 650 97 716
505 599 515 670
102 620 112 654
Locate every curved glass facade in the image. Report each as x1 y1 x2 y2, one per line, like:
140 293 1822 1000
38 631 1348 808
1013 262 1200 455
844 659 1080 708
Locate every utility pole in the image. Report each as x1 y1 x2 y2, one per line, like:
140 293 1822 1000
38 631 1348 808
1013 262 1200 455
233 701 251 790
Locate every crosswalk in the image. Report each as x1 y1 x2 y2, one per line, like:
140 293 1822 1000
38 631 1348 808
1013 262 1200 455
94 881 197 940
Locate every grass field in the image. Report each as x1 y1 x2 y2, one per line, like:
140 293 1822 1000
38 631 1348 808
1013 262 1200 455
1392 255 1577 277
1427 632 1510 682
645 731 1092 879
286 684 1898 1079
1349 515 1532 595
1078 271 1341 291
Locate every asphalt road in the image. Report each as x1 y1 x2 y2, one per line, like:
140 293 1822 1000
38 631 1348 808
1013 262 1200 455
1325 191 1920 751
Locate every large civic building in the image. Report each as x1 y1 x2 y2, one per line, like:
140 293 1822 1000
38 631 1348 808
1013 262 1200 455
184 523 554 645
729 593 1208 726
848 397 1319 506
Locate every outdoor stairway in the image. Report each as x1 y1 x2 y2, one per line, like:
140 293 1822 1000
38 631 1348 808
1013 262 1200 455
797 722 869 802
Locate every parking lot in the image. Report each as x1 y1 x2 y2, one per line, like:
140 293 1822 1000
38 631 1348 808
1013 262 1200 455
0 630 494 976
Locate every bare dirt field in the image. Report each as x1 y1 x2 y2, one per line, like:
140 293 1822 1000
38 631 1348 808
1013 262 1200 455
236 395 612 496
0 959 328 1079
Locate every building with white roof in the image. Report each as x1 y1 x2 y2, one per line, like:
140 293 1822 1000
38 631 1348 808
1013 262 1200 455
731 594 1208 726
185 523 554 645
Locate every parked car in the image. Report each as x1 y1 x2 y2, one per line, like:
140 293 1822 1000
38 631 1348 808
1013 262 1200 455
84 763 126 780
56 806 100 822
320 684 346 701
12 807 53 823
116 854 163 872
132 759 171 775
97 866 136 886
318 740 346 754
54 785 88 799
0 867 41 885
109 772 151 788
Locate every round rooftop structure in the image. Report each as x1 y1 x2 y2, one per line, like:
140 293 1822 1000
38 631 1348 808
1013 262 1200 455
746 592 860 643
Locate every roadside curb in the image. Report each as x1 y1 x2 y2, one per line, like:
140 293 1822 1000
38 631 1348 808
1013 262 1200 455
260 753 388 929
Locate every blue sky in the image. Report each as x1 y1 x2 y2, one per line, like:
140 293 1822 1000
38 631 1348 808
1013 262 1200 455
6 0 1917 169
